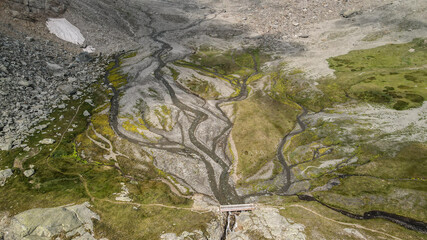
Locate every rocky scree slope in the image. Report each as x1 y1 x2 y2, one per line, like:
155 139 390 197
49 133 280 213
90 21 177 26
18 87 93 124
0 33 104 151
6 0 68 21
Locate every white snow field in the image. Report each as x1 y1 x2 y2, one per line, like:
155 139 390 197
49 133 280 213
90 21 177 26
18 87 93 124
46 18 85 45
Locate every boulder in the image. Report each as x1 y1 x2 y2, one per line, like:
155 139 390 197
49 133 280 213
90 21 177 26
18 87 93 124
46 62 63 71
17 80 32 87
3 202 100 239
23 169 35 177
312 178 341 192
0 169 13 186
0 138 14 151
57 84 76 95
39 138 55 145
0 64 8 73
45 0 69 15
340 9 361 18
75 52 93 63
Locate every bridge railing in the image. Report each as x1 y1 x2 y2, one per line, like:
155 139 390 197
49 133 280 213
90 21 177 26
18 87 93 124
219 204 256 212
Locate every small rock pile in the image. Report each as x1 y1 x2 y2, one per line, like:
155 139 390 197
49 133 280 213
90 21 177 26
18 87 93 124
0 32 104 151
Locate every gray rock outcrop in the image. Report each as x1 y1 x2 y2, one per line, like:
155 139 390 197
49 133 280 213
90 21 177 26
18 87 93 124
39 138 55 145
0 32 104 151
23 169 35 177
227 207 306 240
7 0 69 18
0 169 13 186
1 202 100 240
312 178 341 192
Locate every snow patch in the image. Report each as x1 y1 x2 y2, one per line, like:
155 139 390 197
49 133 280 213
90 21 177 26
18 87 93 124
84 45 96 53
46 18 85 45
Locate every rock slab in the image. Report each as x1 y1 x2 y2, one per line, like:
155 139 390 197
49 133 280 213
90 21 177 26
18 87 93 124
0 169 13 186
1 202 100 240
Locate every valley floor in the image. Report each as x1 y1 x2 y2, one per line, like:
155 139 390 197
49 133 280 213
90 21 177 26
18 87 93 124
0 0 426 239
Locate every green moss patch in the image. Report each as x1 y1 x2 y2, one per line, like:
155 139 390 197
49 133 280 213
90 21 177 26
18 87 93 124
93 202 215 240
323 38 427 110
276 200 425 240
174 47 270 99
232 91 300 182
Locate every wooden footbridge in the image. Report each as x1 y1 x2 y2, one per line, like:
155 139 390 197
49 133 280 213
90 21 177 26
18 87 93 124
219 204 256 212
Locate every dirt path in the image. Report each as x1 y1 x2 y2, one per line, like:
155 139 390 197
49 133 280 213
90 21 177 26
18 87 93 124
286 204 403 240
41 97 213 215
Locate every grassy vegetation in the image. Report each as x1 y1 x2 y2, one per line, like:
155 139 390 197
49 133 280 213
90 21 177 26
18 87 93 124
120 113 162 141
168 66 180 80
154 105 174 131
282 105 427 215
105 52 136 89
0 53 216 239
232 91 300 182
276 48 427 220
0 85 108 215
188 47 259 75
273 200 426 240
123 51 137 59
267 63 330 112
287 128 427 221
180 76 221 99
106 63 128 89
93 202 215 239
315 176 427 221
173 47 270 100
276 39 427 111
128 180 190 205
286 116 427 220
352 143 427 179
324 38 427 110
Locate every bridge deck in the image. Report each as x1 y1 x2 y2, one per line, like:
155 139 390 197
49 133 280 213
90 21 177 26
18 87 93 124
219 204 256 212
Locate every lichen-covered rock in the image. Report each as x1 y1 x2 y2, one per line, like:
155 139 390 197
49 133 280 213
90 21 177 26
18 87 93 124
0 169 13 186
23 169 35 177
2 202 100 240
39 138 55 145
57 84 77 95
227 207 306 240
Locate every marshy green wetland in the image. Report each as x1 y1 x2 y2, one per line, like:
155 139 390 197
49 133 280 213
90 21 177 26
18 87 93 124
0 0 426 239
